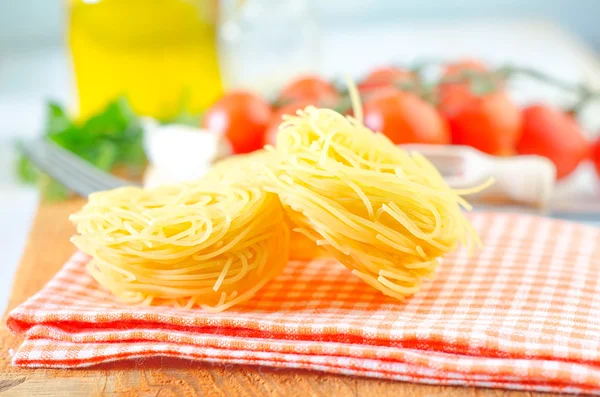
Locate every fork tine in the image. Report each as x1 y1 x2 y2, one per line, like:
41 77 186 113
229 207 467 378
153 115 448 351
43 153 121 195
41 141 132 190
18 139 136 197
39 140 136 193
18 142 101 197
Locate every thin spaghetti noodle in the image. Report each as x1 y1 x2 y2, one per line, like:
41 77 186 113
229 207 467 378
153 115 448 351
264 104 483 300
70 81 486 309
209 150 328 260
70 182 290 312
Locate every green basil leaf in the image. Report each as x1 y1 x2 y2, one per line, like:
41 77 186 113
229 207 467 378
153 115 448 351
46 102 73 136
15 96 147 201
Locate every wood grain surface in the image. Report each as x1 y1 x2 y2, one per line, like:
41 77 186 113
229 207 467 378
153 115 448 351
0 199 559 397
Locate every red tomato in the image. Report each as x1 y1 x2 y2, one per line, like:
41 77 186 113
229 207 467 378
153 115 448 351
264 99 315 146
517 105 589 180
447 92 521 156
444 59 488 76
438 59 489 117
278 75 339 104
359 66 414 92
203 91 272 154
592 137 600 178
362 89 450 145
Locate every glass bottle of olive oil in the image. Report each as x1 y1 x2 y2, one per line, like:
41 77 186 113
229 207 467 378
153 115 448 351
69 0 222 120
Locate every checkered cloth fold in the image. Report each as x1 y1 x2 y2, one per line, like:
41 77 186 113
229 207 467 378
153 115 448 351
6 213 600 394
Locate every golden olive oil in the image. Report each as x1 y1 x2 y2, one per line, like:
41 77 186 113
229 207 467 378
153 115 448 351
69 0 223 120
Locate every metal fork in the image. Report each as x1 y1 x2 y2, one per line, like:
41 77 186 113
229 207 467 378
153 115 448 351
21 139 555 205
17 139 600 223
17 139 136 197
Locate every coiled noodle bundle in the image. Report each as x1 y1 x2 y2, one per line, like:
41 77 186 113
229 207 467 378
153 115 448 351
70 182 290 312
265 106 481 300
209 150 328 260
69 79 485 309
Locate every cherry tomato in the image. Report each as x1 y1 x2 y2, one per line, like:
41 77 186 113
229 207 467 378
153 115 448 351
362 89 450 145
517 105 589 180
278 75 339 104
447 92 521 156
264 99 315 146
444 59 488 76
592 137 600 178
203 91 272 154
359 66 414 93
438 60 489 117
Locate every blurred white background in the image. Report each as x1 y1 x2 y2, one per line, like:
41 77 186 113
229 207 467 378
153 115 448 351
1 0 599 313
2 1 600 51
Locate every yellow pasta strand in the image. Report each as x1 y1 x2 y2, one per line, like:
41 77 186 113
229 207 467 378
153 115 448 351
70 182 290 311
70 81 486 310
265 105 481 300
209 150 328 261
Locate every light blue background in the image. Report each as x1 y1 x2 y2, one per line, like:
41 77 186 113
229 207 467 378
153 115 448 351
1 1 599 50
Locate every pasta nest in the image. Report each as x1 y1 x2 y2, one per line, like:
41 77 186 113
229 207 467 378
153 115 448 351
70 182 290 311
265 106 479 300
209 150 328 261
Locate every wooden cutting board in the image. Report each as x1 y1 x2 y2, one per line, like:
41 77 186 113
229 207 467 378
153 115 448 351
0 199 558 397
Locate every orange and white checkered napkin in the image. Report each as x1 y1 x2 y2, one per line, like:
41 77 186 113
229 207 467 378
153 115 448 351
6 213 600 394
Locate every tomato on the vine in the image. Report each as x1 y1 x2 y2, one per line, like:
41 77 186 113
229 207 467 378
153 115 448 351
517 105 589 179
203 91 272 154
446 92 521 156
278 75 339 104
444 59 488 77
438 59 489 117
359 66 414 93
362 89 450 145
264 99 315 146
592 137 600 178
